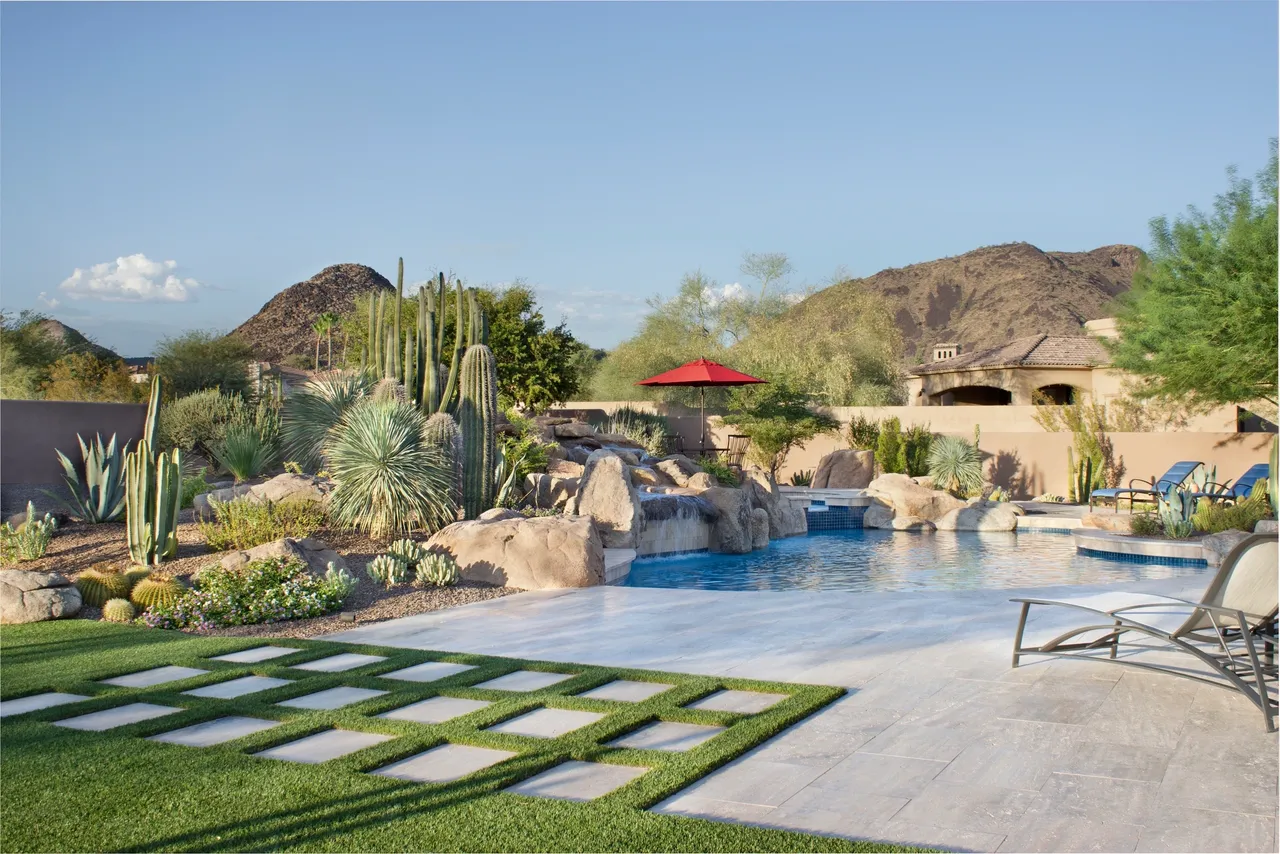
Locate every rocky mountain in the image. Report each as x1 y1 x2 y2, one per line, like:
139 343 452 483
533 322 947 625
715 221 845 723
34 319 121 361
230 264 393 363
780 242 1143 364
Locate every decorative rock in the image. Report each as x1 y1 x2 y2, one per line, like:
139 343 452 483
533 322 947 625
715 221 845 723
566 446 592 465
629 466 673 488
596 433 648 451
426 515 604 589
750 508 770 549
686 472 718 491
656 455 703 487
865 474 966 522
912 476 936 490
934 500 1024 531
524 473 578 511
862 504 895 529
741 466 807 538
478 508 522 522
219 537 347 575
613 450 641 467
1202 530 1252 567
249 473 332 505
890 515 935 531
547 459 585 478
553 422 597 439
192 484 254 517
572 450 644 549
546 444 568 462
1254 519 1278 534
812 449 875 489
698 487 753 554
0 570 81 624
1080 513 1139 533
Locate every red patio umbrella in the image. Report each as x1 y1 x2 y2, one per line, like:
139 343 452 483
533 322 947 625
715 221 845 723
635 357 766 452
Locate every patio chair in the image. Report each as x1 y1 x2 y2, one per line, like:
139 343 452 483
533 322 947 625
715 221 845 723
663 434 686 456
1011 533 1279 731
722 434 751 473
1088 460 1202 512
1187 462 1271 505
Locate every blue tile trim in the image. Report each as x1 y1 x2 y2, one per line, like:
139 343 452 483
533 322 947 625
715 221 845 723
634 547 710 561
805 505 865 531
1016 528 1075 535
1077 546 1207 567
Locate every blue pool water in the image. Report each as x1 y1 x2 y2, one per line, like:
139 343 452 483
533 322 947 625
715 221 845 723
622 529 1209 593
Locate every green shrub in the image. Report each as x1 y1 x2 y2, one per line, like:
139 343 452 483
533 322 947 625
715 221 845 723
696 455 739 486
1130 513 1162 537
927 435 983 495
181 467 209 509
142 557 349 629
903 424 933 477
212 423 275 483
495 433 551 508
597 407 672 458
0 502 57 563
875 417 906 474
158 389 244 458
1192 494 1271 535
789 469 814 487
324 563 358 601
847 414 881 451
199 498 327 552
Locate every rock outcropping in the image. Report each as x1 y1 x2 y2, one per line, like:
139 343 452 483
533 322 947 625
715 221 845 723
571 450 644 548
427 514 605 589
0 570 82 624
812 450 875 489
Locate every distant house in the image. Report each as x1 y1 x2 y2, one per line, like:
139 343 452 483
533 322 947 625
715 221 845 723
121 357 153 384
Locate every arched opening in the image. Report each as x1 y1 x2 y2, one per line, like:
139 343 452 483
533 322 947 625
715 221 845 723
929 385 1013 406
1035 384 1078 405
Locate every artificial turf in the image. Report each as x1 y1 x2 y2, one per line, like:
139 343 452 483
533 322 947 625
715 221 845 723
0 620 930 853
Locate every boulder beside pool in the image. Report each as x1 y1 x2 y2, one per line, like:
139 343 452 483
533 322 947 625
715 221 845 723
426 514 605 589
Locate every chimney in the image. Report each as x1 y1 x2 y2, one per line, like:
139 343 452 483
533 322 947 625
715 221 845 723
933 343 960 362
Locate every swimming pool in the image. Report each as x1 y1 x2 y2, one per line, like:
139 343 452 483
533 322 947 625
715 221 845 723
622 528 1209 593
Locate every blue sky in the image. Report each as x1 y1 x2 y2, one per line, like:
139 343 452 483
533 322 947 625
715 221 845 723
1 1 1275 357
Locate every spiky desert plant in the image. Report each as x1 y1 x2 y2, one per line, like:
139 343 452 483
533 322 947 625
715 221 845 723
52 433 129 523
280 372 376 472
366 554 410 588
458 344 498 518
102 598 136 623
0 502 58 563
325 399 457 537
926 435 983 496
372 378 407 403
75 568 132 607
129 576 187 610
125 442 183 565
388 538 425 565
324 562 358 600
123 567 152 589
423 412 463 510
414 552 458 587
212 423 275 483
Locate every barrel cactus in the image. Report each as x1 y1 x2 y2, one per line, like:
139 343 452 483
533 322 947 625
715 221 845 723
75 568 132 607
123 567 152 589
366 554 410 588
130 576 187 610
415 552 458 588
102 598 136 623
458 344 498 519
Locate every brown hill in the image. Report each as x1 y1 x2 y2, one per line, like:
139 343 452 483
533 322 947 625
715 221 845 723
34 319 120 361
230 264 393 362
782 242 1143 363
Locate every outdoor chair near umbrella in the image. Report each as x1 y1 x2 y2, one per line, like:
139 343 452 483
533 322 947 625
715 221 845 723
635 358 766 457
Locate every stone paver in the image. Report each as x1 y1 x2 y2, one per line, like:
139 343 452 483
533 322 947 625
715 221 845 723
148 716 281 746
291 653 387 672
255 729 393 763
101 666 209 688
506 760 648 800
580 680 674 703
209 646 300 664
379 696 492 724
379 661 476 683
486 708 604 739
183 676 294 699
473 671 575 692
0 692 89 718
687 689 788 715
609 721 724 752
277 686 388 710
54 703 181 731
372 743 517 783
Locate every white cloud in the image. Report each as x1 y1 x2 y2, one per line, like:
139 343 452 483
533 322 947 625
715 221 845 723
37 292 60 309
702 281 746 305
59 254 201 302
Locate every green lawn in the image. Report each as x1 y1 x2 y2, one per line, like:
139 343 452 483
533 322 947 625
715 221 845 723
0 620 926 853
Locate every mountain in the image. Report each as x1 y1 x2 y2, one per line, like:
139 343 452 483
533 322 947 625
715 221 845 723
34 319 121 361
230 264 393 363
780 242 1143 364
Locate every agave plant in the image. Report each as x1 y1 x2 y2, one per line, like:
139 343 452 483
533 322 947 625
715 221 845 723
51 433 129 523
926 434 983 496
281 372 375 472
324 399 457 537
212 423 275 483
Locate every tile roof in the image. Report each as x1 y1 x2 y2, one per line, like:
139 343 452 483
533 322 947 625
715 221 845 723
909 334 1111 375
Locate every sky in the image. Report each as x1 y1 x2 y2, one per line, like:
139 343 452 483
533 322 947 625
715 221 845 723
1 1 1276 357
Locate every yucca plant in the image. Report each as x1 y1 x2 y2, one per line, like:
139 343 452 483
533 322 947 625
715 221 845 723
51 433 129 523
212 423 275 483
325 399 457 537
280 372 375 472
927 435 983 496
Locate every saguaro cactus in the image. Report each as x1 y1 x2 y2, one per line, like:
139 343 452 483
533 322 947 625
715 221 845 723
458 344 498 518
424 412 463 514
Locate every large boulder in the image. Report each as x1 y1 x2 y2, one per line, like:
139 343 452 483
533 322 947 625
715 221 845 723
547 459 585 478
934 500 1024 531
1255 520 1279 534
427 514 604 589
193 473 332 519
192 484 254 517
218 537 347 574
0 570 81 624
750 508 770 550
525 473 578 511
741 466 807 538
812 450 875 489
1202 530 1252 567
553 422 597 440
656 455 703 487
699 486 753 554
566 445 592 465
862 504 894 529
686 472 718 491
572 450 644 549
865 474 965 522
630 466 674 488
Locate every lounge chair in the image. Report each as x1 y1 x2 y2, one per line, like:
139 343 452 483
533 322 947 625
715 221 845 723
1088 460 1202 511
1011 533 1279 731
1188 462 1271 504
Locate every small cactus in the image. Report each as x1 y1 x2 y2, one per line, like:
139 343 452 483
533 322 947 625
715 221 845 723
75 569 132 607
123 566 152 589
102 598 136 623
414 552 458 587
129 576 187 610
366 554 410 588
388 538 425 565
324 562 358 600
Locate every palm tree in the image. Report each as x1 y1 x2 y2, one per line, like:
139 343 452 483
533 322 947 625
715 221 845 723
319 312 342 369
311 317 328 371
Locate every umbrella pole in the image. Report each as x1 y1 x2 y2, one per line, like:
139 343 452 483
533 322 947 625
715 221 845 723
700 386 706 455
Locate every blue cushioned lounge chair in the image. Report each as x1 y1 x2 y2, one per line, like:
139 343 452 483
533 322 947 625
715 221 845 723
1188 462 1271 504
1088 460 1202 511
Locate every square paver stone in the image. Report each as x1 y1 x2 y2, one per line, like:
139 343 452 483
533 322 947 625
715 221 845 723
580 680 675 703
209 646 301 664
473 671 575 692
686 689 789 715
54 703 181 731
379 696 492 724
291 653 387 672
487 708 605 739
101 666 210 688
0 692 90 718
372 743 517 783
609 721 725 752
277 686 388 710
380 661 477 683
183 676 294 699
506 760 649 801
148 716 282 747
255 729 394 763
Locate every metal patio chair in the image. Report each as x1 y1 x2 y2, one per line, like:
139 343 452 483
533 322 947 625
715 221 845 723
1088 460 1203 512
1011 533 1279 731
722 434 751 473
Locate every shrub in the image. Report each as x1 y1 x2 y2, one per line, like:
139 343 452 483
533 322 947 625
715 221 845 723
159 389 244 458
723 380 840 478
927 435 983 495
0 502 56 563
988 486 1011 502
366 554 410 588
875 417 906 474
696 454 739 486
1192 493 1272 535
1130 513 1163 537
41 353 143 403
519 507 561 518
789 469 814 487
181 467 209 509
199 498 327 552
325 400 457 537
847 414 880 451
597 407 671 458
415 552 458 587
153 330 255 398
212 423 275 483
496 433 552 508
142 557 349 629
281 373 375 472
903 424 933 477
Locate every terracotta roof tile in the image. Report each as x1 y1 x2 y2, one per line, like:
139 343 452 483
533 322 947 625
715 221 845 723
910 334 1109 375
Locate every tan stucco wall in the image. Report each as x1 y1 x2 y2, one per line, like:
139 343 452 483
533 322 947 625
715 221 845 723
908 365 1099 406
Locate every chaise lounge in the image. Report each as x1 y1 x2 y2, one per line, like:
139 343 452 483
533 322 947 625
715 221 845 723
1187 462 1271 504
1088 460 1202 511
1010 533 1279 731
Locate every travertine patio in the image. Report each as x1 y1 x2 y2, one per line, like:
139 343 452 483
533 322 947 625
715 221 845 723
328 577 1279 853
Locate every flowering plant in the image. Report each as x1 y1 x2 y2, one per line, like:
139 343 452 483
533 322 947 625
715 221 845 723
143 556 348 629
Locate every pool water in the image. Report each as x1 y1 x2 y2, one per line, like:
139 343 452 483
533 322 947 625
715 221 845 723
622 528 1209 593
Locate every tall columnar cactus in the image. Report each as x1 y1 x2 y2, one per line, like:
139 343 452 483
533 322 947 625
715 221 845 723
143 375 161 450
1074 456 1093 507
1067 448 1076 503
125 442 183 565
424 412 463 512
393 257 404 382
458 344 498 518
